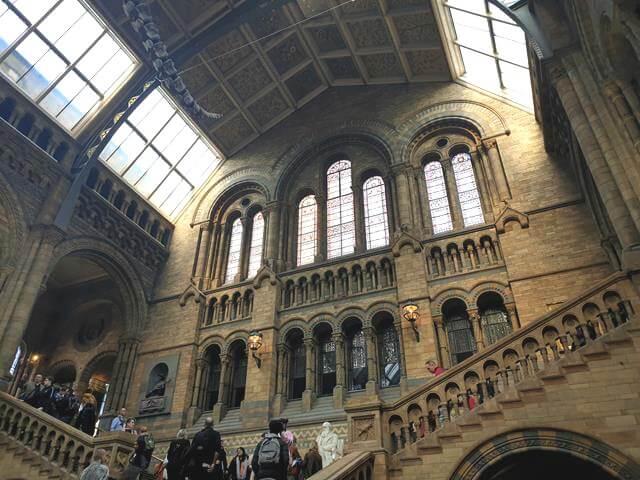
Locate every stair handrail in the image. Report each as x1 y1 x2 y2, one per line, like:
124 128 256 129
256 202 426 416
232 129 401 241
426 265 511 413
382 271 634 412
308 451 374 480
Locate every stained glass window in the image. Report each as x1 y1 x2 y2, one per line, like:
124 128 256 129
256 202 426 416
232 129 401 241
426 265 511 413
9 345 22 376
452 153 484 227
99 88 222 218
297 195 317 266
318 338 336 396
481 309 512 345
247 212 264 278
424 161 453 234
363 176 389 250
378 326 401 388
327 160 355 259
225 217 243 284
446 315 476 365
0 0 136 131
349 329 368 391
445 0 533 107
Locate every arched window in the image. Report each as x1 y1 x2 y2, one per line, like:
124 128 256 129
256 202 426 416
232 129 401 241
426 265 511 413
327 160 355 259
347 326 368 391
229 341 248 408
363 176 389 249
443 299 475 365
287 332 306 400
204 346 221 410
316 325 336 396
452 153 483 227
9 346 22 376
478 292 512 345
378 325 401 388
424 162 453 234
247 212 264 278
225 218 243 284
297 195 317 266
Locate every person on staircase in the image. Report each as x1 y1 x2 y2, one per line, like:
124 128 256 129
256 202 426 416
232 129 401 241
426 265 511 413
229 447 250 480
21 373 43 405
34 376 56 415
182 417 222 480
76 392 97 435
302 441 322 478
110 407 128 432
80 448 109 480
123 425 155 479
425 360 445 377
251 419 289 480
165 428 190 480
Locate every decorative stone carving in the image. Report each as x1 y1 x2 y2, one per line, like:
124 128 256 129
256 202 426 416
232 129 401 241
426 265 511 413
361 53 403 78
353 416 376 441
495 206 529 233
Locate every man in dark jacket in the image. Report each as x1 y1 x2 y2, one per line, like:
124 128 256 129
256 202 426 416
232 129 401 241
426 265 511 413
183 417 222 480
123 426 154 479
251 420 289 480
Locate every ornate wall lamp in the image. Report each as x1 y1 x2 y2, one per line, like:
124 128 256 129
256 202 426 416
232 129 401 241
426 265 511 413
402 301 421 342
248 331 264 368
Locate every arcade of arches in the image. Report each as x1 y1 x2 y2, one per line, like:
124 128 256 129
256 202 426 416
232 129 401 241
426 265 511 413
1 0 640 479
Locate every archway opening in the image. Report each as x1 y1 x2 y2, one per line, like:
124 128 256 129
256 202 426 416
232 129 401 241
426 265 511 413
314 323 336 397
285 329 306 400
228 340 247 408
477 292 511 345
442 298 475 365
204 345 222 411
479 449 616 480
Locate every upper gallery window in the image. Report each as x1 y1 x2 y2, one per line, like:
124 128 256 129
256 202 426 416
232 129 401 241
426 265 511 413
363 176 390 250
225 217 243 284
0 0 136 131
99 88 222 218
247 211 264 278
452 153 484 227
327 160 355 259
297 195 317 266
424 161 454 234
445 0 532 107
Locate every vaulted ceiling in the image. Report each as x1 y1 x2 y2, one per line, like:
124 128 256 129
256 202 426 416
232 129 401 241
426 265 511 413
89 0 451 156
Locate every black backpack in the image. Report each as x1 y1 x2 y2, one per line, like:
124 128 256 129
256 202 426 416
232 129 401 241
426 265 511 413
257 434 282 467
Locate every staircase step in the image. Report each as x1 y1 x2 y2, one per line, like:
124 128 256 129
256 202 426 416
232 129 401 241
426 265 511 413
457 412 482 429
559 354 588 372
399 454 423 466
516 377 544 393
580 341 608 358
539 364 566 382
496 389 522 406
476 399 502 418
602 329 633 346
416 434 442 454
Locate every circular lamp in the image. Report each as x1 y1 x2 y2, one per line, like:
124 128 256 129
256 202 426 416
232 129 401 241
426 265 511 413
402 302 421 342
248 331 264 367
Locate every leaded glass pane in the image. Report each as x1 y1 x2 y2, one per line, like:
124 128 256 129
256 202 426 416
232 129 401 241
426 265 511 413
379 326 401 388
424 162 453 234
297 195 317 266
225 218 243 284
0 0 135 130
350 330 368 391
247 212 264 278
327 160 355 259
452 153 484 227
446 315 476 365
320 341 336 374
363 176 389 250
481 309 512 345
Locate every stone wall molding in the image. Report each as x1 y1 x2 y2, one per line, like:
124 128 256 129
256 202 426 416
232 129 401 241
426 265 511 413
495 205 529 233
0 169 27 268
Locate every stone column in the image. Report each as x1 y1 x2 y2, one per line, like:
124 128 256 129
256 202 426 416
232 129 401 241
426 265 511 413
469 310 484 352
191 358 206 408
204 222 222 288
193 223 211 288
105 336 140 412
273 344 287 417
0 226 62 387
506 304 521 329
302 338 315 411
317 195 327 262
212 355 229 423
603 79 640 154
332 332 346 408
237 216 250 281
264 202 280 268
213 222 229 287
353 181 366 253
434 318 450 369
482 140 511 204
364 327 378 396
392 165 413 228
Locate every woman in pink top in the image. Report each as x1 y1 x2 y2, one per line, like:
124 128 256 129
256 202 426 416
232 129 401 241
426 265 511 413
426 360 445 377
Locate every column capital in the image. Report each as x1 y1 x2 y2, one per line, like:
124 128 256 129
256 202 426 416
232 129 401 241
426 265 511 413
264 201 283 214
196 357 209 369
33 224 66 247
303 337 315 348
331 331 344 344
547 63 568 85
482 138 498 150
118 336 141 347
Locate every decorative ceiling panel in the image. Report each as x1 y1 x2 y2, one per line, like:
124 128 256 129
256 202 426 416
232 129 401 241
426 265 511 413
88 0 452 156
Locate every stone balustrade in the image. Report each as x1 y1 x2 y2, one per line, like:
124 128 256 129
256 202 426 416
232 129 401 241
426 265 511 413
424 228 503 279
309 451 374 480
202 283 255 327
373 272 638 455
279 253 396 310
0 391 136 479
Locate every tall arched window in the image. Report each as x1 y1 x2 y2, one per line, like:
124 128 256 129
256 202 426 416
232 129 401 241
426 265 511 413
378 325 401 388
347 326 368 391
452 153 483 227
327 160 355 259
225 218 243 284
229 341 248 408
316 325 336 396
289 336 306 400
478 292 512 345
424 162 453 234
247 212 264 278
363 176 389 249
443 299 476 365
297 195 317 266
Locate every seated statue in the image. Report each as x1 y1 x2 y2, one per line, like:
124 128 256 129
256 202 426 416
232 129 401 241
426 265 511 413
145 374 171 398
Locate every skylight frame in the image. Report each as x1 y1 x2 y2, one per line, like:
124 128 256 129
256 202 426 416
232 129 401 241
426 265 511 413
0 0 138 132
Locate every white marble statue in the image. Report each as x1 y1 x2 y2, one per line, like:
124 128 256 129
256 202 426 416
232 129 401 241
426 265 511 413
316 421 341 467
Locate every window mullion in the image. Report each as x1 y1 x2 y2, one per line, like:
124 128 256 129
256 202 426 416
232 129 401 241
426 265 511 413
146 158 177 198
485 13 505 90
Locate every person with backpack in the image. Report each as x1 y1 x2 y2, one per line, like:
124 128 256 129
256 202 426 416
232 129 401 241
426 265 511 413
123 425 155 479
182 417 222 480
251 420 289 480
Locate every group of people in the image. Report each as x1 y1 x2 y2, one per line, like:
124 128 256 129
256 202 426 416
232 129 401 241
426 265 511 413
18 373 100 435
149 417 324 480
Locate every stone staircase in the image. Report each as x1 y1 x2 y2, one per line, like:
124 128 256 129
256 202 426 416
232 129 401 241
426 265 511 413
0 431 74 479
365 271 640 480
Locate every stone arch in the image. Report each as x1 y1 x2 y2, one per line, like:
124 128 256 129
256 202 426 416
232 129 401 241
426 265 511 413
46 359 78 383
222 330 249 355
309 314 336 335
50 237 148 335
0 172 27 268
397 101 509 166
449 427 640 480
78 350 117 385
366 302 399 325
199 335 225 356
432 289 470 316
336 307 368 330
280 319 310 341
469 282 513 308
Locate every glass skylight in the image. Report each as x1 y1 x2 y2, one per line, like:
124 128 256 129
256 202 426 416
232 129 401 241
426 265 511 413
99 88 222 218
0 0 136 130
445 0 533 107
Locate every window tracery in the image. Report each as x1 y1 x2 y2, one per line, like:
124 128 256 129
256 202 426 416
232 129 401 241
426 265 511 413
225 217 243 284
378 325 401 388
424 161 454 234
297 195 317 266
452 153 484 227
247 212 264 278
327 160 355 259
363 176 389 249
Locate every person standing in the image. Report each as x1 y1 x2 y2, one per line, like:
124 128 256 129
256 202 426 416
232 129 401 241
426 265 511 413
123 425 154 479
425 360 445 377
183 417 222 480
251 420 289 480
287 443 302 480
76 393 97 435
80 448 110 480
302 441 322 478
110 407 128 432
34 377 56 415
165 429 190 480
229 447 250 480
125 417 137 435
21 373 43 405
